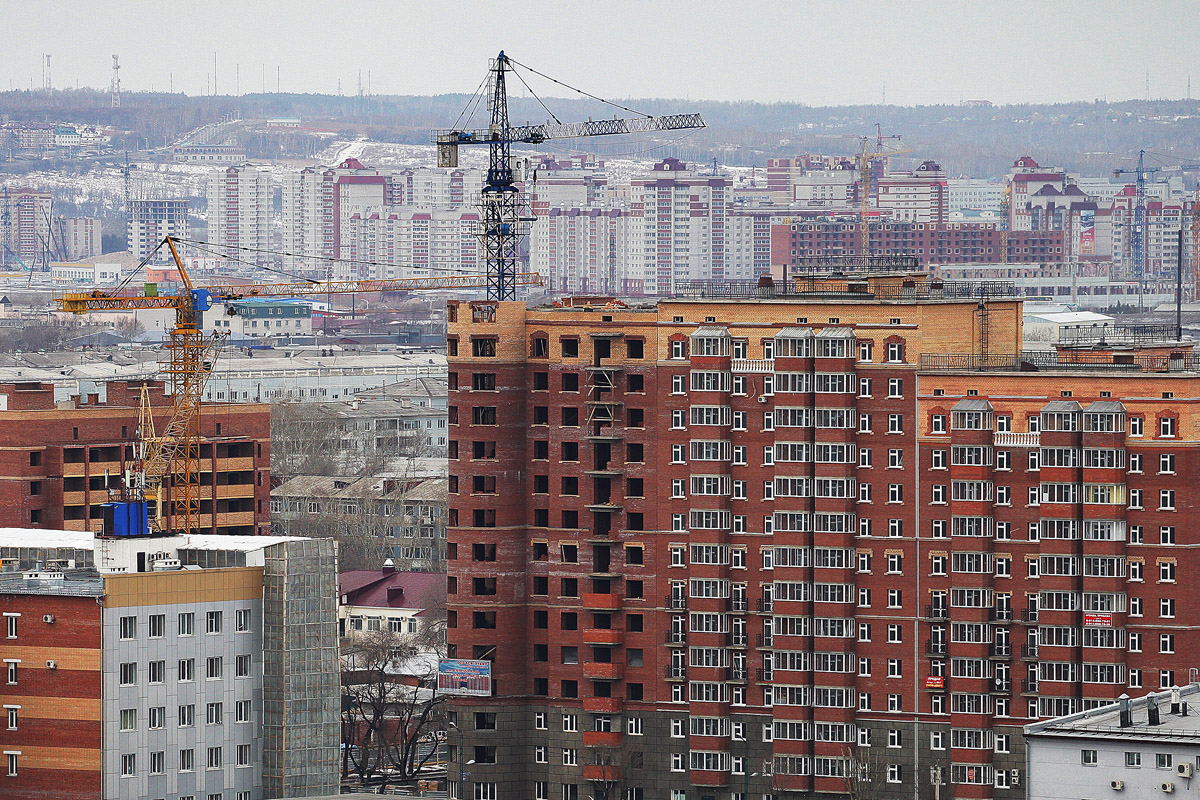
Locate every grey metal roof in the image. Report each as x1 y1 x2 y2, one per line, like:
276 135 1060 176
774 327 815 339
1085 400 1127 413
952 398 994 412
816 326 856 338
1041 400 1083 412
690 325 730 337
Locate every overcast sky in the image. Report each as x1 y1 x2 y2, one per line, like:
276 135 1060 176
3 0 1198 106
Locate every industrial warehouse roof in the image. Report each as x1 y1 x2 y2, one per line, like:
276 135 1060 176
1027 685 1200 742
0 528 300 552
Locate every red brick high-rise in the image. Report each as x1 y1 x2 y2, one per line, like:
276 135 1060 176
447 273 1200 800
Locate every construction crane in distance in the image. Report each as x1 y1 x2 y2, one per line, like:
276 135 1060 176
854 133 911 256
433 51 706 301
1114 149 1161 282
57 236 543 536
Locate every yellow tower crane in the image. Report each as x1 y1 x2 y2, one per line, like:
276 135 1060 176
57 236 543 536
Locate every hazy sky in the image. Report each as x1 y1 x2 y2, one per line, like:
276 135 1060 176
3 0 1198 106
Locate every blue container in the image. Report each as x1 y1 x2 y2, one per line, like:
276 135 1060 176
101 501 150 537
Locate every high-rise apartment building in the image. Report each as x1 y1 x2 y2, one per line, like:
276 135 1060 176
206 164 275 263
0 380 270 536
446 273 1200 800
530 208 629 295
341 207 481 280
0 529 339 800
391 167 483 208
628 159 731 295
281 158 400 275
0 187 51 266
57 217 103 261
128 199 190 262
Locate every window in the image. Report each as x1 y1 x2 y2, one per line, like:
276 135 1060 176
121 753 136 777
207 746 222 769
179 704 195 728
1161 634 1175 654
179 658 195 682
120 708 137 731
1126 751 1142 767
1160 417 1177 437
237 744 251 767
1158 753 1174 769
235 654 251 677
236 700 252 723
235 609 251 632
5 753 14 777
888 378 903 398
207 656 223 679
119 662 136 686
1081 749 1098 766
931 414 947 434
888 414 903 433
886 342 903 362
207 702 223 725
206 611 222 634
150 750 165 775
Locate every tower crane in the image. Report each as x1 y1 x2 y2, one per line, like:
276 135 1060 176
56 236 543 536
433 51 705 300
855 134 910 256
1114 150 1161 281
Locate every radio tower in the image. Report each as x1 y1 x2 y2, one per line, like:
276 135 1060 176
110 55 121 108
43 55 52 92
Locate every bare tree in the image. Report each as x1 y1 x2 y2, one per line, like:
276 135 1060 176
341 628 447 789
842 743 897 800
270 403 342 478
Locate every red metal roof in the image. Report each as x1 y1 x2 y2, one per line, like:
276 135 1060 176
339 569 444 612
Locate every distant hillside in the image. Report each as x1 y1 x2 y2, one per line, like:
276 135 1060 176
3 88 1199 178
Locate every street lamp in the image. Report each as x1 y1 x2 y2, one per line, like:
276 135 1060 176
930 765 944 800
448 720 465 799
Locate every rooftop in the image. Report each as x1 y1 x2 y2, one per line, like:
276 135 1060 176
339 568 443 611
1027 685 1200 743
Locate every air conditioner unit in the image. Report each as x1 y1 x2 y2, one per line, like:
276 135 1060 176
1178 763 1193 778
42 614 55 624
1110 780 1125 791
45 660 56 669
1011 769 1021 787
1162 782 1175 794
757 396 768 404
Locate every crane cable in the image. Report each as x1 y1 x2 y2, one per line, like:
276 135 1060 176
505 57 656 120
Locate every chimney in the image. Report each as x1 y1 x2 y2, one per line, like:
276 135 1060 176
1119 694 1132 728
1172 686 1183 715
1148 693 1162 726
382 558 395 574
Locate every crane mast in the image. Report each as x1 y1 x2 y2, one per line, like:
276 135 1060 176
1114 150 1161 282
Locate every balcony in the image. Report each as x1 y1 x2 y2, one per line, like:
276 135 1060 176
994 431 1040 447
665 665 687 680
728 632 748 648
756 598 774 613
583 593 623 611
1021 678 1039 694
726 665 748 682
1021 608 1039 623
732 358 774 373
989 607 1014 622
756 668 773 682
583 662 622 680
665 630 687 645
924 604 949 621
989 642 1012 658
925 639 947 656
1021 644 1039 659
583 628 622 645
665 595 688 611
755 633 774 648
729 598 748 612
583 764 621 782
583 697 622 714
991 678 1012 693
582 731 622 748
